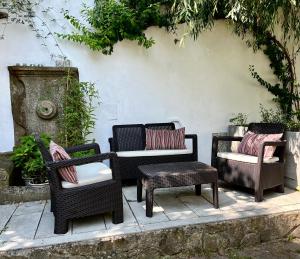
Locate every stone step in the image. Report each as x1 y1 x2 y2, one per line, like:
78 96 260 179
1 210 300 258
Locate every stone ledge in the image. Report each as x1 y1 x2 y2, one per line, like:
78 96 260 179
0 186 50 204
0 152 14 188
8 66 78 77
1 210 300 258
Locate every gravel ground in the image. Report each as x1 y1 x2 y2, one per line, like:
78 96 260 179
211 238 300 259
165 238 300 259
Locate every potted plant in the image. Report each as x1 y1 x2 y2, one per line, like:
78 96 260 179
228 113 248 152
283 122 300 190
11 133 51 187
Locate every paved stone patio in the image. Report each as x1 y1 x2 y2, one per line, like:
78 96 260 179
1 184 300 252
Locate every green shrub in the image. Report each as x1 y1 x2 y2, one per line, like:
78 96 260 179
259 104 300 131
229 113 248 126
259 104 283 124
11 133 51 183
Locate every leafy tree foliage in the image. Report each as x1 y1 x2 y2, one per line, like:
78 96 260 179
59 0 174 54
172 0 300 128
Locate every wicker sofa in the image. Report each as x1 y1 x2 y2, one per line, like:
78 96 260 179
109 123 198 181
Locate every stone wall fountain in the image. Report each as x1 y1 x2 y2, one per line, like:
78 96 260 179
8 66 78 143
0 66 79 204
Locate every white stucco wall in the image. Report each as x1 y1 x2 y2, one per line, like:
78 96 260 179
0 3 277 163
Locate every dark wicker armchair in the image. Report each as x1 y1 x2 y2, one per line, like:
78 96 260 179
35 136 123 234
109 123 198 181
211 123 286 202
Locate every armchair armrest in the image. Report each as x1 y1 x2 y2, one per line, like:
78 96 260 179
213 136 243 142
185 134 198 160
108 137 116 152
258 140 287 164
64 143 101 155
46 152 121 180
211 136 243 167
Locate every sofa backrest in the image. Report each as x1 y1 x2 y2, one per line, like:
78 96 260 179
247 123 285 135
112 122 176 151
145 123 175 130
113 124 145 151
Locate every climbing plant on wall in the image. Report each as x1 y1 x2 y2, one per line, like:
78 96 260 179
59 0 174 54
0 0 69 64
171 0 300 129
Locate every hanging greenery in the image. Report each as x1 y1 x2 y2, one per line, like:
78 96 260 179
58 0 174 55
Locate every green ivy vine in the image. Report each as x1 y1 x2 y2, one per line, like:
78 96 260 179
58 0 174 55
249 33 300 129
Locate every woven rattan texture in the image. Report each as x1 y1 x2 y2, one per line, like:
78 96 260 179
109 123 198 181
248 123 285 134
113 124 145 151
35 135 123 234
137 161 219 217
212 123 286 202
139 162 217 189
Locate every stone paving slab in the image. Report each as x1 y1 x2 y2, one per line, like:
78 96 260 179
0 204 17 232
154 193 198 220
34 211 57 239
179 194 223 216
14 200 45 216
128 200 170 224
122 186 139 201
104 197 139 230
0 212 42 242
73 215 106 234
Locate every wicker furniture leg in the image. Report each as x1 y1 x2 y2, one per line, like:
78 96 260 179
195 184 201 195
112 207 124 224
50 193 54 212
255 182 263 202
54 216 68 234
276 184 285 193
255 190 263 202
137 178 143 202
212 181 219 209
146 188 154 217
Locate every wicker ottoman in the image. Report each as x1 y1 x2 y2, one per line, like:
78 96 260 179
137 161 219 217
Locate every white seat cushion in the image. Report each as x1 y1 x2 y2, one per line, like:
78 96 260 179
116 149 193 158
217 152 279 164
61 162 112 189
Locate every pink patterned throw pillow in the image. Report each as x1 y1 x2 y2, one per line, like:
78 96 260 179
238 131 283 158
49 141 78 183
145 128 186 150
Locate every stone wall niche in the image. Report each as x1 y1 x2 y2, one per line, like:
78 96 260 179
8 66 79 144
